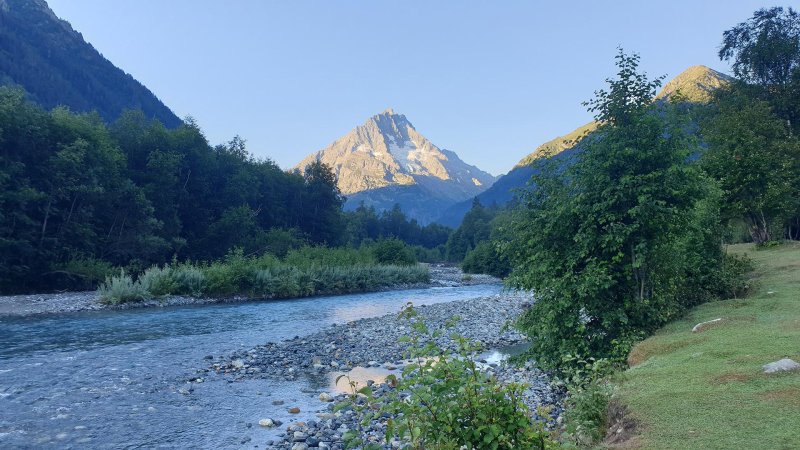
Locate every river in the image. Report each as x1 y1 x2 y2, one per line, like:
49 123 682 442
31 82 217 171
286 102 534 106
0 284 502 449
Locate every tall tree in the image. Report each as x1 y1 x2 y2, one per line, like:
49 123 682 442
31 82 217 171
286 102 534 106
507 51 714 367
720 7 800 132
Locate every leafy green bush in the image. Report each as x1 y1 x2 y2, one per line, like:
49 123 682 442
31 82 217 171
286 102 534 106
562 383 612 447
337 304 556 450
369 238 416 265
137 265 176 297
98 271 149 304
462 240 511 278
284 246 373 268
171 265 206 297
58 257 116 290
410 244 445 263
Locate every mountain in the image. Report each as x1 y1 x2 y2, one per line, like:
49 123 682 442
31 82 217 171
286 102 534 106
435 65 732 227
295 109 496 224
0 0 181 127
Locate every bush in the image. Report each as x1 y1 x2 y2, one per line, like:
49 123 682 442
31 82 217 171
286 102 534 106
58 257 116 290
462 240 511 278
337 304 556 450
137 265 176 297
369 239 416 265
410 244 445 263
562 383 612 447
98 271 149 304
171 265 206 297
284 246 373 268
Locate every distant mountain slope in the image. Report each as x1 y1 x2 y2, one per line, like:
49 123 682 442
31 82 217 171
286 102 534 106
295 109 496 224
436 65 731 227
0 0 181 127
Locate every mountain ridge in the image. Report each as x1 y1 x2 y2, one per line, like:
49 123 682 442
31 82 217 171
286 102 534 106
437 65 733 226
0 0 181 127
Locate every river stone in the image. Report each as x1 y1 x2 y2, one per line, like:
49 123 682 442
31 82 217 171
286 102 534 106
231 359 245 369
292 444 308 450
258 418 275 427
288 407 301 414
763 358 800 374
319 392 334 402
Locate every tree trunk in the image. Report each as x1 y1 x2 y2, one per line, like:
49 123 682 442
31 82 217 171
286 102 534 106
39 199 52 248
747 211 772 244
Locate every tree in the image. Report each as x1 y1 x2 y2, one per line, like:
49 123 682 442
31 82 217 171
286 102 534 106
712 8 800 242
719 7 800 132
720 7 800 87
507 51 715 367
300 161 344 245
701 88 798 244
445 198 493 262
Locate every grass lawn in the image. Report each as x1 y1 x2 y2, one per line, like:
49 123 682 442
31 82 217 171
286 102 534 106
613 242 800 450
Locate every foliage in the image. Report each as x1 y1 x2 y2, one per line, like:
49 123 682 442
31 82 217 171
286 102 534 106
711 8 800 243
561 383 612 447
336 304 557 450
445 198 497 262
98 271 149 304
462 240 511 278
700 85 799 244
369 238 417 266
344 202 452 251
96 246 428 302
410 244 446 263
57 257 116 290
136 265 177 297
0 88 350 293
507 51 724 369
719 7 800 87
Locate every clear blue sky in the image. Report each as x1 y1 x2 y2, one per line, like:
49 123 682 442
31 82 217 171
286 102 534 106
48 0 773 175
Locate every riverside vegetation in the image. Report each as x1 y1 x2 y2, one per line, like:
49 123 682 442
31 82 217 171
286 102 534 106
423 6 799 449
98 241 428 304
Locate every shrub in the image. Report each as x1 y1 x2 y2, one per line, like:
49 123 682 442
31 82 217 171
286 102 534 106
337 304 557 450
411 244 445 263
562 383 612 447
98 271 149 304
137 265 176 297
369 239 416 265
462 240 511 278
285 246 373 268
58 257 116 290
171 265 206 297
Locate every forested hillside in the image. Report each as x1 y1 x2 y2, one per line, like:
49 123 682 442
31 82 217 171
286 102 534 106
0 0 181 127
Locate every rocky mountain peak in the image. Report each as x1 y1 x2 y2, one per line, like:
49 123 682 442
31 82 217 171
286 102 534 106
294 110 496 223
655 65 733 102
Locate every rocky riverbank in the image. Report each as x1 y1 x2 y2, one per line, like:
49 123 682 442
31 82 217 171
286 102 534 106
205 292 562 449
0 265 498 317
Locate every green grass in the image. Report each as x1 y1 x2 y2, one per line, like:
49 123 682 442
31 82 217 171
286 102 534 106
613 242 800 449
